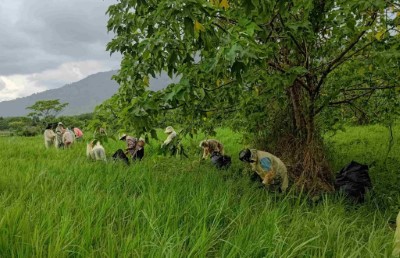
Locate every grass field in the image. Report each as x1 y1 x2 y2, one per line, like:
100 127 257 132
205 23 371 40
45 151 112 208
0 126 398 257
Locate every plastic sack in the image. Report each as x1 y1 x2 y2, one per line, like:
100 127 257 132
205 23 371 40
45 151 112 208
210 151 231 169
334 161 372 203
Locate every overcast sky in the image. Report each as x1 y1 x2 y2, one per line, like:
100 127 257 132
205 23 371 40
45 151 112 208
0 0 120 101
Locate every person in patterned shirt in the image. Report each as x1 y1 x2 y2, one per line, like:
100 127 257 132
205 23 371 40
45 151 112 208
119 134 145 160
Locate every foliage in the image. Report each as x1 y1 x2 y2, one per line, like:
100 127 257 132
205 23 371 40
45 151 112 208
26 99 68 125
0 126 398 256
104 0 399 133
0 113 93 137
102 0 400 190
57 113 94 130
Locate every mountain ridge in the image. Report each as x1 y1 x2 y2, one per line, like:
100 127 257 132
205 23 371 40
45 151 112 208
0 70 172 117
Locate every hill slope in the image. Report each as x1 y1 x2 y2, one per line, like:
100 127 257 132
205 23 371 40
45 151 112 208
0 71 172 117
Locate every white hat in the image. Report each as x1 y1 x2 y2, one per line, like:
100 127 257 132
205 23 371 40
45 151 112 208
58 122 63 125
119 134 127 140
165 126 174 134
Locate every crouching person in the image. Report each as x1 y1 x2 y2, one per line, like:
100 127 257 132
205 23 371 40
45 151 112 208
113 134 145 164
62 129 75 148
239 148 289 192
199 139 224 160
121 134 145 161
86 141 106 162
162 126 177 148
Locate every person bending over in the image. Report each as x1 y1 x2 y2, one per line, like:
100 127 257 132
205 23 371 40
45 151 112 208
119 134 145 161
199 139 224 159
239 148 289 192
162 126 177 148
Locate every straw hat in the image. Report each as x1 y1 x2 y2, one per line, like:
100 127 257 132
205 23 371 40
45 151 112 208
119 134 127 140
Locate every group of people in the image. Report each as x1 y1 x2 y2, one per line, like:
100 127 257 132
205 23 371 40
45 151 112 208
44 124 289 192
42 124 400 252
44 122 83 149
114 126 289 192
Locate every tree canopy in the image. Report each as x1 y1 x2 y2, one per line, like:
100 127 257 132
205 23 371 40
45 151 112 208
27 99 68 124
101 0 400 191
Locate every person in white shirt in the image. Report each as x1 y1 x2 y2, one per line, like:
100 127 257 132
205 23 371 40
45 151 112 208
162 126 177 147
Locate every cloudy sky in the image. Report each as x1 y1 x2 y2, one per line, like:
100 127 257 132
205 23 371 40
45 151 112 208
0 0 120 101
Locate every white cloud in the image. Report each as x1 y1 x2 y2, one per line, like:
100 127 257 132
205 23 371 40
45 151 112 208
0 60 117 101
0 75 46 101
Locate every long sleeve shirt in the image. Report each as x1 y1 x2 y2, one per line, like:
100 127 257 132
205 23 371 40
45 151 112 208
249 149 289 192
126 136 138 156
163 131 177 145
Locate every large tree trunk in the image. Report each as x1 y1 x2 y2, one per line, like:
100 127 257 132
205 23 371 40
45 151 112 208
282 81 334 193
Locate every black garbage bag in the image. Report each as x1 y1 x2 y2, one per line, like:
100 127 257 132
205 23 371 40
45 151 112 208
334 161 372 203
210 151 232 170
112 149 130 166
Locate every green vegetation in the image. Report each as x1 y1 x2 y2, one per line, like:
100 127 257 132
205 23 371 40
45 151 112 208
101 0 400 191
0 125 397 257
27 99 69 124
0 113 93 137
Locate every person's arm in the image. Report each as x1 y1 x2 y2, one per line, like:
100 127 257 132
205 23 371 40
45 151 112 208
164 134 175 145
202 147 209 159
262 170 276 185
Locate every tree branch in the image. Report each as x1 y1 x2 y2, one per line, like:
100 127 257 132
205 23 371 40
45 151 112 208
341 85 400 92
268 61 311 93
314 84 399 115
278 14 307 57
315 12 377 92
204 80 236 92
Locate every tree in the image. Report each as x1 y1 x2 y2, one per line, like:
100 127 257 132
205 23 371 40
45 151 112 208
103 0 400 192
26 99 68 124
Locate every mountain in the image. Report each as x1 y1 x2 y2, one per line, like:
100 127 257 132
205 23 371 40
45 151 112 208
0 70 173 117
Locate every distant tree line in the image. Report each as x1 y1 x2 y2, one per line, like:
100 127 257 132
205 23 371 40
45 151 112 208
0 113 93 136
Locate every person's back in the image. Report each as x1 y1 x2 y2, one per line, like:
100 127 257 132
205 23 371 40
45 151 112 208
125 136 138 156
240 149 288 192
73 127 83 138
44 129 56 148
62 129 75 147
254 150 288 191
44 129 55 139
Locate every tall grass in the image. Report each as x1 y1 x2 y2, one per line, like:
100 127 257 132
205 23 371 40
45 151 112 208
0 126 397 257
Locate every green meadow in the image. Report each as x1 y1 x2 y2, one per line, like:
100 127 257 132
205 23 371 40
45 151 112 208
0 125 398 257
